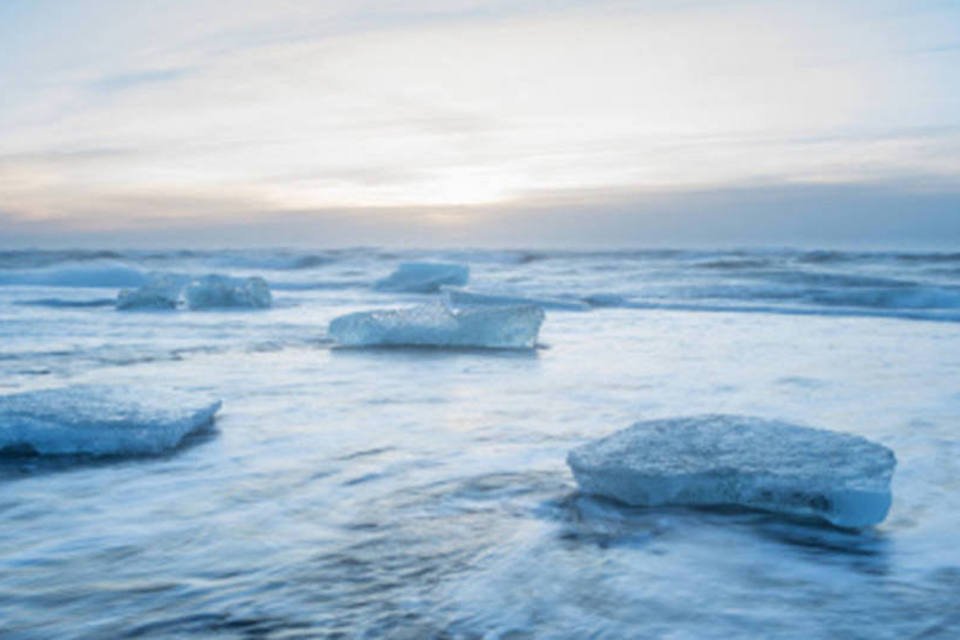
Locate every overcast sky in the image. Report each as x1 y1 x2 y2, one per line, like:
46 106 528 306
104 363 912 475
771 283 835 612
1 0 959 248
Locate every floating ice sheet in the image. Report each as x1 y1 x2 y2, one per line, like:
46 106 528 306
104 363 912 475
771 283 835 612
0 385 222 456
567 415 896 528
116 274 186 309
328 301 544 349
441 287 589 311
373 262 469 293
181 274 272 309
117 274 272 310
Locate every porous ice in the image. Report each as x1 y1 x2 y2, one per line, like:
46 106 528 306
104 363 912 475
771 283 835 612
374 262 469 293
117 274 272 310
0 385 222 456
567 415 896 528
328 301 544 349
182 274 272 309
116 274 186 309
441 287 589 311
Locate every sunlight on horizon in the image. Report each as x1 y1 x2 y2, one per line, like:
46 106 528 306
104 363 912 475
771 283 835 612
0 0 958 246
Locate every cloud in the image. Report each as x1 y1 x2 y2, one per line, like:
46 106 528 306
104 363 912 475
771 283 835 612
1 179 957 250
1 0 958 246
88 67 194 94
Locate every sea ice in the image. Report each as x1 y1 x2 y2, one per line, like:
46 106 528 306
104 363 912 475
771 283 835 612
117 274 272 310
0 385 222 456
182 274 272 309
374 262 469 293
441 287 589 311
116 274 186 309
328 301 544 349
567 415 896 528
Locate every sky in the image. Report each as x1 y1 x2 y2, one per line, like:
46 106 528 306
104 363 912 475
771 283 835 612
1 0 959 248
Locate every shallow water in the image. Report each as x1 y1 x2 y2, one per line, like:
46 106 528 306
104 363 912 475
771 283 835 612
1 249 959 638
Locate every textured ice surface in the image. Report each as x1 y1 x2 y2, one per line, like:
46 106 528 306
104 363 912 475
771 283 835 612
442 287 589 311
117 274 272 310
116 274 186 309
328 301 544 349
374 262 469 293
0 385 221 456
568 415 896 528
182 275 272 309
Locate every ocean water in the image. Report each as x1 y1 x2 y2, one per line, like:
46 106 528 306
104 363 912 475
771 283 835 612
1 248 959 639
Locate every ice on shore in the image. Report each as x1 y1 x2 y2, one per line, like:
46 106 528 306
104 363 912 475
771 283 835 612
328 301 544 349
117 274 272 310
0 385 222 456
441 287 590 311
374 262 469 293
567 415 896 528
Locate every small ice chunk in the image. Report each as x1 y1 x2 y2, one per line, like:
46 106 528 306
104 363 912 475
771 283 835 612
116 274 186 310
328 301 544 349
374 262 469 293
0 385 222 456
182 274 272 309
567 415 896 528
441 287 589 311
117 274 272 310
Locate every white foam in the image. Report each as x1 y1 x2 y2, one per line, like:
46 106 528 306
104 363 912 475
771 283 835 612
373 262 469 293
568 415 896 528
0 385 222 456
328 301 544 349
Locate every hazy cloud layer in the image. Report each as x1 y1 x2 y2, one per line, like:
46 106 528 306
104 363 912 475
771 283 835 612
1 0 958 246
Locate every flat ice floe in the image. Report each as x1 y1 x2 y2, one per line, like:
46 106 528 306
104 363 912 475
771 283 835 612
328 301 544 349
441 287 589 311
567 415 896 528
117 273 272 310
0 385 222 456
373 262 469 293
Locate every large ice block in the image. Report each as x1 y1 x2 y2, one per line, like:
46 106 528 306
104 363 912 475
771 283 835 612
117 273 272 310
328 301 544 349
567 415 896 528
0 385 222 456
441 287 589 311
181 274 272 309
116 274 186 310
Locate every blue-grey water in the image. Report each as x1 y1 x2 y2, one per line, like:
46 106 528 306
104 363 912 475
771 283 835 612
1 248 959 638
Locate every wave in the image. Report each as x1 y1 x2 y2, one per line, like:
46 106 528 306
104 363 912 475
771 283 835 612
0 262 148 288
597 299 960 323
16 298 116 308
0 250 126 269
